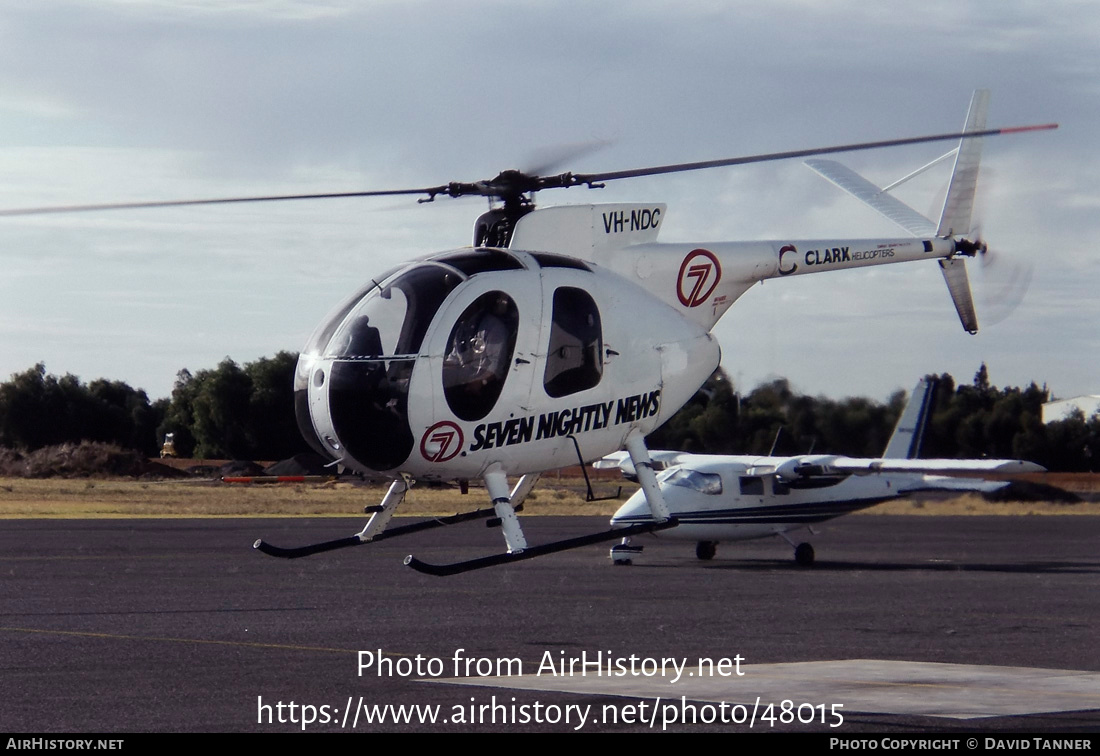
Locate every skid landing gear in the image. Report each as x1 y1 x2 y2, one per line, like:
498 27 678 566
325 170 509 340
257 433 682 576
253 477 518 558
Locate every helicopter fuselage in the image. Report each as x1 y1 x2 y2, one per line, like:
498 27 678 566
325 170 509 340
294 241 719 480
293 203 958 482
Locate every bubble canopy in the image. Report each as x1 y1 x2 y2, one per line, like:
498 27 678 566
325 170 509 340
294 249 526 472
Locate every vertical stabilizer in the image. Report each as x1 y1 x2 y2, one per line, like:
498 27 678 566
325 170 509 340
804 91 990 333
935 89 989 333
882 378 936 459
939 257 979 333
937 89 989 237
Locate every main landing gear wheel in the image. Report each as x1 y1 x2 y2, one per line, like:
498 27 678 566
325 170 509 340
794 542 815 567
696 541 717 561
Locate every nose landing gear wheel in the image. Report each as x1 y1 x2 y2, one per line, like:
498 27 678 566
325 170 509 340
696 541 717 561
794 542 815 567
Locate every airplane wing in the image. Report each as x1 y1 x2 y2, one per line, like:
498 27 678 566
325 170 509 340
594 448 712 479
774 455 1045 480
593 450 693 477
833 458 1044 475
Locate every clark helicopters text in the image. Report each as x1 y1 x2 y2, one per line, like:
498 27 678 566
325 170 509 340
359 649 745 686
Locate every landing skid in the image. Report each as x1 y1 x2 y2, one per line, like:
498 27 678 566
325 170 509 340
254 504 511 559
405 519 678 576
405 432 678 575
256 433 677 575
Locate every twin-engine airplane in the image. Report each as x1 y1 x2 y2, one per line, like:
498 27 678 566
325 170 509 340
599 378 1046 566
2 91 1055 575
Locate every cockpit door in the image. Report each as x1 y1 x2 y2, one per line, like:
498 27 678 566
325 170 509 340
420 270 543 428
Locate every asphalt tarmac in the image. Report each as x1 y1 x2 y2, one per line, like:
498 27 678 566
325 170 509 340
2 515 1098 733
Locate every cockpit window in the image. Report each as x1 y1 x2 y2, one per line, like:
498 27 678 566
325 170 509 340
543 287 603 398
443 292 519 421
324 263 464 358
529 252 590 271
665 468 723 495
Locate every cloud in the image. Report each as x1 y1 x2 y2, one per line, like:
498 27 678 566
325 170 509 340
0 0 1092 400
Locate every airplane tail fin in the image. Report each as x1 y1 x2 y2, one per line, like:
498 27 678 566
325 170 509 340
805 90 992 333
882 377 936 459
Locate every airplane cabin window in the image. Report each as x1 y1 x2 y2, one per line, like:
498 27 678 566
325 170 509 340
739 476 765 496
543 287 603 398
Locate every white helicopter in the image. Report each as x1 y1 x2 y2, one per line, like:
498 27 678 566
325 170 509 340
598 377 1046 566
3 91 1054 575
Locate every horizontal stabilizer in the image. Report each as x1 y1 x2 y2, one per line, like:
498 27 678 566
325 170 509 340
805 159 936 237
939 257 979 333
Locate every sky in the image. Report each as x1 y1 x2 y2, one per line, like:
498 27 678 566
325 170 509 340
0 0 1096 403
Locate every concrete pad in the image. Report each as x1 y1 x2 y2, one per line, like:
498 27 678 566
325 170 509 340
432 659 1100 720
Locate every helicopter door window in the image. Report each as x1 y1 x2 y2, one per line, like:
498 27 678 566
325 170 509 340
443 292 519 421
543 287 603 398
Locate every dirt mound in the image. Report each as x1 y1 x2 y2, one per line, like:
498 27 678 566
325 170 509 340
219 460 266 477
11 442 148 478
0 447 26 475
0 442 195 479
140 461 192 480
264 453 329 476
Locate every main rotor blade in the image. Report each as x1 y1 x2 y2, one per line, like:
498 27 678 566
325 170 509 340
523 138 614 176
569 123 1058 185
0 186 448 217
0 122 1056 216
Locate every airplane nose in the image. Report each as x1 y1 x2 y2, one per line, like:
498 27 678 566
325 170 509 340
610 492 654 526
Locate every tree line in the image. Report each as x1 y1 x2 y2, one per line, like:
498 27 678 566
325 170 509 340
647 364 1098 471
0 353 309 461
0 358 1096 470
